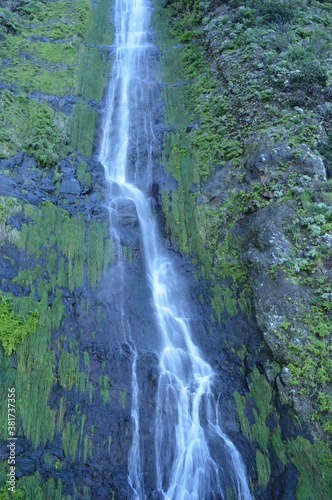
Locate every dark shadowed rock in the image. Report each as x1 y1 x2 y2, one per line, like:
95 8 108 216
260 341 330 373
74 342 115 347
113 198 138 227
0 173 19 197
297 143 326 180
60 178 81 196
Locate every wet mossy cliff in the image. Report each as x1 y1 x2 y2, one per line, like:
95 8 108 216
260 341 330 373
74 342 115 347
153 0 332 498
0 0 331 498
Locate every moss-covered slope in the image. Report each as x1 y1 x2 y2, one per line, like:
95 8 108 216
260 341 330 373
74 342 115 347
0 1 128 498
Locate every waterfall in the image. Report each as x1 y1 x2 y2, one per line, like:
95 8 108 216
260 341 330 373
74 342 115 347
99 0 252 498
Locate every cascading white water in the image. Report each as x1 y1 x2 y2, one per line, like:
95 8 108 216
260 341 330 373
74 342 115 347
99 0 252 498
127 342 143 499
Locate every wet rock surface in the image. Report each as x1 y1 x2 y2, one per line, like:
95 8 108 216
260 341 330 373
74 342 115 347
0 147 300 498
2 0 331 496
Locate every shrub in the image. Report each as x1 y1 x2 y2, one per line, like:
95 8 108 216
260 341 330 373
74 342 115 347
289 61 328 95
256 0 295 24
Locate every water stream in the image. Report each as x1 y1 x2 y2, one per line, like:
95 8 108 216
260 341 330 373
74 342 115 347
99 0 252 498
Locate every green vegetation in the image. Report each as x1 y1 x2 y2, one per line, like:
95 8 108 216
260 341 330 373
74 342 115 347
0 0 114 496
153 0 332 320
271 427 287 467
0 90 68 163
87 220 110 289
83 433 89 463
153 0 254 319
256 449 271 488
77 161 91 187
0 471 64 499
155 4 332 491
100 374 110 404
120 389 126 409
0 0 330 496
0 195 22 245
16 201 86 291
0 171 110 481
69 103 97 157
289 436 332 499
59 349 79 390
62 421 79 461
234 362 332 493
0 295 38 354
0 0 112 163
69 0 113 155
233 391 250 438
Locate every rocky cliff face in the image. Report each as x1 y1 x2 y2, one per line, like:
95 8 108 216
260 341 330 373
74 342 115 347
0 0 331 498
153 0 332 497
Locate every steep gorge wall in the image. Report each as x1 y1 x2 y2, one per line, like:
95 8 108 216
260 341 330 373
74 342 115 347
0 1 137 497
152 0 332 497
0 0 331 498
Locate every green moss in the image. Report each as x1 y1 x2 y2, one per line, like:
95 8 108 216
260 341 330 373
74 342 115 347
103 239 112 273
100 375 109 404
0 1 114 490
0 471 64 500
255 449 271 488
0 0 112 162
233 391 250 438
17 202 86 291
69 103 97 157
250 367 272 420
87 381 93 403
80 413 86 446
234 365 283 488
58 349 79 390
57 397 66 434
77 161 91 187
83 351 90 371
0 295 38 354
83 434 89 463
159 0 332 493
288 437 332 499
62 421 79 461
237 344 247 362
271 427 287 467
251 410 270 454
120 389 126 409
0 352 16 438
69 0 113 155
226 486 235 500
87 221 110 289
0 196 22 224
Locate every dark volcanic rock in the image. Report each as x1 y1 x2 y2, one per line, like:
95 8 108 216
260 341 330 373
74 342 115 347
113 198 138 227
236 202 313 363
59 178 81 196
